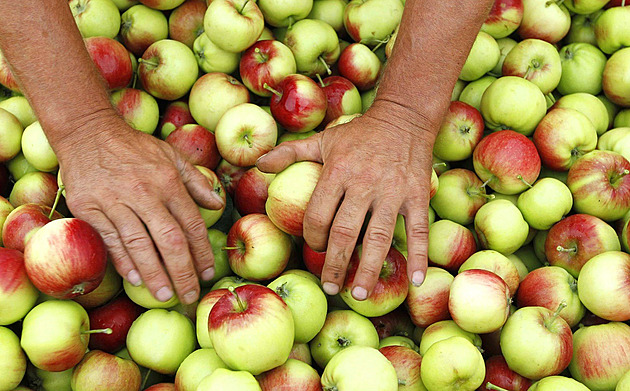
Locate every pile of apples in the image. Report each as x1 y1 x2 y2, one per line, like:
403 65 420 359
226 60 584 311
1 0 630 390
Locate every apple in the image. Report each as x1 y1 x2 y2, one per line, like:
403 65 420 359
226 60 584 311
174 348 228 391
195 289 229 348
266 161 322 236
418 320 482 356
283 19 340 77
87 297 143 353
258 0 312 27
196 165 227 227
166 124 220 170
0 327 26 391
459 76 497 110
618 368 630 391
566 12 600 46
145 384 176 391
302 242 326 278
378 345 425 391
594 7 630 54
481 355 532 391
307 0 346 33
569 322 630 390
202 229 231 287
528 376 590 391
433 101 484 162
1 203 63 253
421 337 485 391
257 358 321 391
234 167 275 216
492 38 518 76
69 0 121 39
428 220 477 272
603 47 630 107
209 285 295 375
9 172 58 208
70 350 141 391
615 110 630 127
239 40 296 97
482 0 524 39
0 108 22 163
430 168 491 226
193 33 241 75
196 368 262 391
123 280 179 309
343 0 404 46
502 38 561 94
474 200 530 256
21 121 58 172
565 0 609 14
458 250 520 297
0 248 38 326
369 308 415 340
517 0 571 43
516 178 573 230
110 88 160 135
189 72 250 131
0 96 37 128
158 101 195 139
322 346 398 391
558 43 607 96
480 76 547 136
24 364 74 391
319 76 362 125
553 92 609 136
405 266 453 328
210 275 254 291
120 4 169 56
73 262 122 309
215 159 249 197
204 0 265 53
0 49 20 93
338 43 382 91
84 36 133 90
460 31 501 82
168 0 207 48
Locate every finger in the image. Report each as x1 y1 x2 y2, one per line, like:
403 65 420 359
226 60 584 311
256 134 323 173
320 191 372 296
402 200 430 287
177 158 225 210
353 199 401 300
108 204 173 301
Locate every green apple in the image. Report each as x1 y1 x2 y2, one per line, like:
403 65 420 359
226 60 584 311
451 79 467 101
618 369 630 391
195 289 229 349
259 0 313 27
597 93 620 130
565 0 608 14
21 121 57 172
111 0 138 10
203 229 232 287
459 31 500 82
307 0 346 33
458 249 521 297
321 346 398 391
603 47 630 107
69 0 121 39
204 0 265 53
428 220 477 272
528 376 590 391
25 365 73 391
490 37 517 76
0 96 36 128
174 349 228 391
406 267 454 328
123 280 180 309
378 336 417 351
70 350 141 391
430 168 490 226
126 309 196 375
517 178 573 230
513 245 544 271
120 4 169 56
502 38 562 94
418 320 482 356
196 166 227 227
594 6 630 54
343 0 404 47
189 72 250 131
615 110 630 128
517 0 571 44
507 253 529 281
553 92 609 135
283 19 340 77
197 368 261 391
458 75 496 110
0 326 26 391
420 337 485 391
110 88 160 135
566 11 600 46
474 199 529 255
558 43 607 96
0 108 22 162
193 34 241 75
598 126 630 162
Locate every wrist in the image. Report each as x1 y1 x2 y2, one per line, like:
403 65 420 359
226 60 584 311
366 98 444 141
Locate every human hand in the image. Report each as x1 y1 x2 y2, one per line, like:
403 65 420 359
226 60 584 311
257 102 437 300
55 112 224 305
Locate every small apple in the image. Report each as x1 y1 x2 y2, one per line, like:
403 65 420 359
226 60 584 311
69 0 121 39
502 38 562 94
552 92 609 136
204 0 265 53
21 121 58 172
460 31 501 82
428 220 477 272
166 124 220 170
320 76 362 125
343 0 404 46
517 0 571 44
1 203 63 253
110 88 160 135
603 47 630 107
594 6 630 54
405 266 453 328
433 101 485 162
0 326 26 391
516 178 573 230
193 33 241 75
418 320 482 356
73 262 122 309
307 0 347 33
174 348 228 391
0 108 23 163
337 43 382 91
9 172 58 208
239 40 297 97
120 4 169 56
267 74 328 133
557 43 607 96
256 358 321 391
87 297 143 353
321 346 398 391
234 167 275 216
0 96 36 128
429 168 491 226
283 19 340 77
458 249 521 296
474 199 530 255
84 36 133 90
421 337 485 391
70 350 141 391
482 0 525 39
168 0 206 48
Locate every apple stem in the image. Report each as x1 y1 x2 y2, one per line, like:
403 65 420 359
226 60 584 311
138 58 159 68
556 245 577 253
547 300 568 326
228 286 247 312
82 328 113 335
316 73 325 88
517 175 533 189
244 134 253 148
371 37 390 53
222 246 241 250
49 184 65 219
318 56 332 75
240 0 250 14
263 83 282 97
485 383 510 391
141 369 152 390
546 92 557 105
611 169 630 184
480 178 491 189
432 162 447 168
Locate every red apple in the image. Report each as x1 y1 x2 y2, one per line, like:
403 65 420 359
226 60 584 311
73 262 122 309
369 308 415 340
302 242 325 278
158 100 195 140
320 75 362 125
239 40 297 97
337 43 381 91
268 74 327 133
24 218 107 299
9 171 59 208
85 36 133 90
145 384 175 391
165 124 220 170
517 0 571 44
110 87 159 135
405 266 453 328
379 345 425 391
482 0 525 39
120 4 169 56
256 358 321 391
215 159 249 197
234 167 275 216
2 203 63 252
433 101 485 162
480 355 533 391
71 350 142 391
0 49 20 93
428 220 477 272
88 297 144 353
0 248 38 326
168 0 207 48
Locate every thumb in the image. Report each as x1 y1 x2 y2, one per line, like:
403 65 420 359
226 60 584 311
256 133 323 173
178 159 225 210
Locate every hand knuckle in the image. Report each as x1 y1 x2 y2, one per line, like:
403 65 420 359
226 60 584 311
330 224 358 244
359 261 383 279
304 211 328 231
366 226 392 246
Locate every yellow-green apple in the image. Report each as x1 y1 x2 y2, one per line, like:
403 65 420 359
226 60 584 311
123 280 179 309
302 242 326 278
615 111 630 127
86 297 143 353
473 130 541 195
320 76 362 125
480 76 546 135
533 108 598 171
517 0 570 43
482 0 524 39
500 305 573 379
405 267 453 328
73 262 122 309
603 48 630 107
283 19 340 77
338 43 381 91
379 336 417 351
9 172 58 208
460 31 501 81
159 101 195 139
70 350 141 391
0 108 22 162
120 5 168 56
210 275 253 291
322 346 398 391
204 0 265 53
25 364 73 391
457 76 497 110
266 161 322 236
24 218 107 299
475 199 529 255
361 87 376 111
565 0 609 14
69 0 121 39
492 38 518 76
513 245 543 272
258 0 313 27
168 0 206 47
307 0 347 33
288 342 312 365
578 251 630 321
1 204 63 252
193 34 241 74
196 165 227 227
566 11 600 45
343 0 404 46
110 88 160 135
127 309 196 374
594 6 630 54
139 40 199 100
189 72 250 131
481 355 533 391
516 178 573 230
239 40 296 97
622 211 630 253
458 250 520 296
428 220 477 272
568 150 630 221
429 168 491 225
0 96 36 128
0 196 12 244
553 92 609 136
0 326 26 390
268 273 327 344
215 103 277 167
0 49 20 93
379 345 425 391
197 368 262 391
226 214 292 281
433 101 484 162
84 37 133 91
21 122 57 172
418 320 482 356
174 348 228 391
558 43 606 96
569 322 630 390
234 168 275 216
618 368 630 391
369 308 415 339
516 266 585 327
196 289 229 348
0 249 38 326
166 124 220 170
449 269 511 334
256 358 321 391
421 337 485 391
502 38 561 94
597 93 620 129
209 285 294 375
310 310 379 368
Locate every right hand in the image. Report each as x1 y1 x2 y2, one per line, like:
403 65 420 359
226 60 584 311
55 112 224 305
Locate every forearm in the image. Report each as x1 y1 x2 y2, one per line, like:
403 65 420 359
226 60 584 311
374 0 494 132
0 0 117 155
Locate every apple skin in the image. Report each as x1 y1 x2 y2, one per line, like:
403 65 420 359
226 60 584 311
405 266 453 328
517 0 571 43
174 348 228 391
0 96 37 129
288 342 312 365
239 40 297 97
369 308 415 340
0 49 20 93
473 129 541 195
599 126 630 162
567 150 630 222
378 345 425 391
460 31 501 82
84 36 133 90
234 168 275 216
168 0 206 48
166 124 220 170
258 0 312 28
516 178 573 231
197 368 262 391
603 48 630 107
302 242 326 278
418 320 482 356
421 337 486 391
87 297 143 353
307 0 347 34
73 262 122 309
70 350 142 391
433 101 485 162
480 355 532 391
428 220 477 272
458 250 521 297
194 33 241 75
502 38 562 94
159 101 195 140
552 92 609 137
269 74 327 133
474 199 530 256
195 289 229 349
481 0 524 39
429 168 490 226
461 77 497 110
545 214 620 278
0 326 26 391
1 203 63 253
145 384 176 391
21 121 58 173
123 280 179 309
120 5 169 56
189 72 250 131
0 248 38 326
594 7 630 55
256 358 321 391
322 346 398 391
337 43 382 91
204 0 265 53
69 0 121 39
320 76 362 125
528 376 590 391
557 43 607 96
617 368 630 391
569 322 630 390
283 18 340 77
343 0 404 46
110 88 160 135
9 171 59 208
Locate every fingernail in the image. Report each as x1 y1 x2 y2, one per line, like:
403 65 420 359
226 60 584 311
210 192 224 205
256 153 268 166
412 270 425 287
352 286 368 301
201 268 215 281
127 270 142 287
322 282 339 296
183 291 199 304
156 286 173 302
